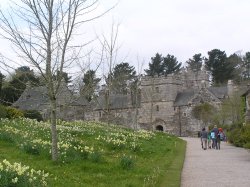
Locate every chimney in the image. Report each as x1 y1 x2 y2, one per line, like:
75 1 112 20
227 80 234 97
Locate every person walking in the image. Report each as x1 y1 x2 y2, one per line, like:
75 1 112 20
217 132 221 150
217 128 224 149
200 127 208 150
211 130 216 149
207 130 211 149
212 125 219 149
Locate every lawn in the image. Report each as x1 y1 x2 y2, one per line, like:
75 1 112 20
0 118 186 187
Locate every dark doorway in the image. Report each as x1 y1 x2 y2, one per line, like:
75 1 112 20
156 125 163 131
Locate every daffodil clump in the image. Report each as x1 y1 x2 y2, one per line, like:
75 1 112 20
96 129 155 151
0 118 101 162
0 118 156 163
0 159 49 187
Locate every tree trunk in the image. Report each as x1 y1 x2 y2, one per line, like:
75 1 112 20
50 97 58 161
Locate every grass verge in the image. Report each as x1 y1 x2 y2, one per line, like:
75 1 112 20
0 118 186 187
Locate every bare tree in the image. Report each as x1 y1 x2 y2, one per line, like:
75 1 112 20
0 0 113 161
98 21 121 115
132 56 144 130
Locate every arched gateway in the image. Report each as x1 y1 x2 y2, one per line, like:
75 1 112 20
156 125 164 131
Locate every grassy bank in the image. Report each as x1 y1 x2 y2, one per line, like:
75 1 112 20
0 118 186 186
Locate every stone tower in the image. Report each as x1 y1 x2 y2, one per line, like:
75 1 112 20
182 67 210 90
138 73 183 131
137 68 210 133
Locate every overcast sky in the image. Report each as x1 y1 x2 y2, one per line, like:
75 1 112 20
1 0 250 73
98 0 250 67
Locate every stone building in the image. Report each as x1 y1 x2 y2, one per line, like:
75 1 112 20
13 82 89 121
87 67 233 136
242 87 250 123
137 68 213 136
13 68 239 136
89 94 137 128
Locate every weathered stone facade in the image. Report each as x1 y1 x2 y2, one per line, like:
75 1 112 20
13 82 89 121
136 68 211 136
14 68 237 136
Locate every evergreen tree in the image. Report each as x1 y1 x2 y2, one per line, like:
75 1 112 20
110 62 136 94
53 71 72 84
0 72 5 104
243 52 250 80
162 54 182 75
81 70 101 101
226 53 242 83
0 72 5 93
145 53 164 76
186 53 203 72
1 66 40 105
205 49 235 85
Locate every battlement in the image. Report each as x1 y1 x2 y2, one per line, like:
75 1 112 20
141 73 183 86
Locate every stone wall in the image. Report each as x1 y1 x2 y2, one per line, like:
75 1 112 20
137 69 218 136
91 107 138 129
182 68 210 90
138 101 174 124
140 74 182 103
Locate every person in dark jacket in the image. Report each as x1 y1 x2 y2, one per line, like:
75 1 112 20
200 127 208 150
212 125 219 149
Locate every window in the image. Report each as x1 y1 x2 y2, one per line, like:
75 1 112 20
99 111 102 117
155 87 159 93
183 112 186 117
156 105 159 111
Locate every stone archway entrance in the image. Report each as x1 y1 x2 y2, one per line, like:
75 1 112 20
156 125 164 131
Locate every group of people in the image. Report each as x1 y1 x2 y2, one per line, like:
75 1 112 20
200 125 226 150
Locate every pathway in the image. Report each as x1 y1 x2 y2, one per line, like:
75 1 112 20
181 137 250 187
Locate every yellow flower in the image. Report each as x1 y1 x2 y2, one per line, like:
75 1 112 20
11 177 18 183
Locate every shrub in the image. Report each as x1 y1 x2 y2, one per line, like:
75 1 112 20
6 107 24 119
120 155 134 170
227 128 245 147
242 124 250 149
227 122 250 148
89 152 102 163
23 110 43 121
0 132 15 143
59 147 89 163
0 104 7 118
21 143 41 155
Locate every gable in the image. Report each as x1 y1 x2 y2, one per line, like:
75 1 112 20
191 88 221 105
13 83 73 111
174 89 196 106
13 86 48 111
208 86 228 100
174 87 222 107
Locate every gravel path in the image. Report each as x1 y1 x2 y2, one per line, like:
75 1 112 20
181 137 250 187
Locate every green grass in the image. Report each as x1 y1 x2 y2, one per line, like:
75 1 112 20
0 118 186 187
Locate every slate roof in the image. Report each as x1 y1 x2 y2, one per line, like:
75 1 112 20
240 86 250 96
70 96 89 106
13 83 74 111
208 86 228 99
93 94 129 110
173 86 229 107
173 89 196 107
13 86 49 111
